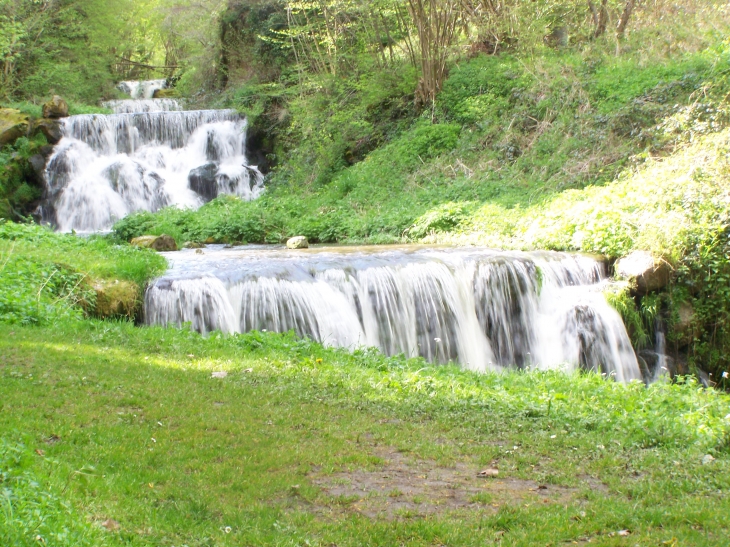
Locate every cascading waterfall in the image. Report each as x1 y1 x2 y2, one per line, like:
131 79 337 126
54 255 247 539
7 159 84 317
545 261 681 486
145 246 642 382
41 80 264 232
101 98 183 113
116 79 167 99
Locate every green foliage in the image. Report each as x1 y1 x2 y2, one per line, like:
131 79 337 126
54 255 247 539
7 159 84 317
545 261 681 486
0 134 47 220
0 221 166 324
407 201 470 239
0 441 108 547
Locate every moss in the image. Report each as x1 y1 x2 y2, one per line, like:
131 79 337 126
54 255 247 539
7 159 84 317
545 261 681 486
89 278 140 319
0 109 30 146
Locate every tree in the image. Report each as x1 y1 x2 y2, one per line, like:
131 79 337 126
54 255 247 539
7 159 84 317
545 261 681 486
407 0 462 109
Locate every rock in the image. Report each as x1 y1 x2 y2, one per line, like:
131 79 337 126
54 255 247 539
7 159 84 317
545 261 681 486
188 163 219 201
130 234 178 251
183 241 204 249
286 236 309 249
91 279 139 318
153 88 178 99
27 154 47 185
33 118 63 144
0 108 30 146
477 468 499 478
42 95 69 119
204 237 216 244
615 251 671 295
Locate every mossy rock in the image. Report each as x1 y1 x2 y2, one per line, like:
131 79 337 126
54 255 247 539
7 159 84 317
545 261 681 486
0 108 30 146
32 118 63 144
153 88 178 99
131 234 178 251
42 95 69 119
91 279 140 318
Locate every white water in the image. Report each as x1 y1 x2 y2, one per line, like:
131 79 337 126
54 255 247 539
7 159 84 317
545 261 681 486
41 80 264 232
117 79 167 99
102 98 183 113
145 246 642 382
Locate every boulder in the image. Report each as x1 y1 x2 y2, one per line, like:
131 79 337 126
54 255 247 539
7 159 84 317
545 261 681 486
615 251 671 295
153 88 178 99
0 108 30 146
183 241 204 249
91 279 139 318
42 95 69 119
33 118 63 144
286 236 309 249
28 154 47 185
130 234 178 251
188 163 219 201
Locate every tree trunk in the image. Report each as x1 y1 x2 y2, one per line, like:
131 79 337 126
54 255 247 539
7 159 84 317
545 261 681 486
616 0 635 37
594 0 608 38
588 1 599 27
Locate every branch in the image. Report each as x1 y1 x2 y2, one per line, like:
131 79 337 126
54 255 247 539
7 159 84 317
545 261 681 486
116 57 179 70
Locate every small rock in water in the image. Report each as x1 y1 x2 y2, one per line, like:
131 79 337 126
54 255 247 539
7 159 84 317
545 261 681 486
286 236 309 249
130 234 178 252
195 248 204 254
211 371 228 379
702 454 715 465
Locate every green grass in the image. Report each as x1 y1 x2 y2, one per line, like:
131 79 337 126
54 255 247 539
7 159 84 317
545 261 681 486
113 42 729 247
1 319 729 546
0 221 166 324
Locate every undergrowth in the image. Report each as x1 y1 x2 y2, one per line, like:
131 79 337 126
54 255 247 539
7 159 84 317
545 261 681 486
0 221 166 324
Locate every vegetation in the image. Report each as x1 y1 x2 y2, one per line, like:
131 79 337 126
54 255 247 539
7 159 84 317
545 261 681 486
2 320 730 546
0 221 165 325
3 1 730 544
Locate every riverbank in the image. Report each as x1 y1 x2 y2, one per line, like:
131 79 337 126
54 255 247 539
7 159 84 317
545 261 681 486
2 319 729 546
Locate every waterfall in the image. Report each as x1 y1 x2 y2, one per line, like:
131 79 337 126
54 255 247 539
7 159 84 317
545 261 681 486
116 79 167 99
41 80 264 232
145 246 642 382
101 98 183 113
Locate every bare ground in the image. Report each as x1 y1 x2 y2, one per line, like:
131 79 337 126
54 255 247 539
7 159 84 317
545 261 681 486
310 446 592 519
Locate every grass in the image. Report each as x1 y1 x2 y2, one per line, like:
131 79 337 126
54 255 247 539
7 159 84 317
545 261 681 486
113 39 730 247
1 319 729 546
0 221 166 324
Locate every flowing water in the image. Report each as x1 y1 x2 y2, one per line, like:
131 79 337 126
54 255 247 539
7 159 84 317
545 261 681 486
116 79 167 99
145 245 642 382
41 80 264 232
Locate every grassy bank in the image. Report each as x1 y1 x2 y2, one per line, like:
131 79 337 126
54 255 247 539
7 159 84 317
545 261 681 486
115 39 730 248
0 221 165 324
2 319 729 546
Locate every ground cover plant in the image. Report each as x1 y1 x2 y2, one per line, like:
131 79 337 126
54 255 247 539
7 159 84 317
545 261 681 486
1 319 730 546
0 221 165 324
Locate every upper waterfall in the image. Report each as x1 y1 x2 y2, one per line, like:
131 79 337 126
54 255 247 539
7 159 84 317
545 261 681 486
145 246 643 382
40 80 264 232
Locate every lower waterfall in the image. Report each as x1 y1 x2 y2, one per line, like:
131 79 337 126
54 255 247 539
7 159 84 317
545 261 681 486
144 246 642 382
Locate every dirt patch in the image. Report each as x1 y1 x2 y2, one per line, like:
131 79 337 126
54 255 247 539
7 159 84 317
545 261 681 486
311 446 576 519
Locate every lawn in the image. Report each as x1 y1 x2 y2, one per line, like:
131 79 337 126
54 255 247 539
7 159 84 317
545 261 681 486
2 319 729 546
